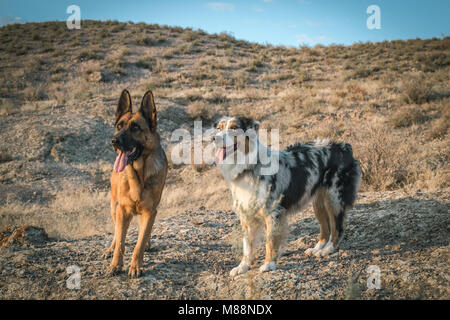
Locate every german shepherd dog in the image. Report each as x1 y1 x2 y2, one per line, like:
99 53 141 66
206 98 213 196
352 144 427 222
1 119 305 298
104 89 167 277
214 116 361 276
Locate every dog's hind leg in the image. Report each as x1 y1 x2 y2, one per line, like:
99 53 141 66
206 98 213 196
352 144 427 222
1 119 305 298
318 196 341 257
260 212 288 272
306 188 331 257
318 159 361 256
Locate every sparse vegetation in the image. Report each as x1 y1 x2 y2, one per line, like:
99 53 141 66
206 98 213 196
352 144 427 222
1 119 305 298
0 21 449 300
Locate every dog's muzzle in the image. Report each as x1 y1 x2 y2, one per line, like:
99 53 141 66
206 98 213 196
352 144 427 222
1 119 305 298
214 133 238 164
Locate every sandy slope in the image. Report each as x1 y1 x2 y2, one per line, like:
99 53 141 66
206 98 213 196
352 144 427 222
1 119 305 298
1 189 448 299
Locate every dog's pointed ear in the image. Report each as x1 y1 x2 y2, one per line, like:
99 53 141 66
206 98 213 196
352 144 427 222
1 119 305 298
116 89 132 126
140 90 157 131
239 117 260 131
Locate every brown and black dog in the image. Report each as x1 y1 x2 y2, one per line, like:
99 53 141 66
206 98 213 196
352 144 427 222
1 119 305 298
104 89 167 277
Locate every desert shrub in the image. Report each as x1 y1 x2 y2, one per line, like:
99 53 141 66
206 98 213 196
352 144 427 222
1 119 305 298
205 90 228 104
23 85 48 101
347 84 368 101
187 101 213 120
390 105 427 128
136 53 155 70
183 90 203 102
50 64 64 74
232 71 249 89
78 50 99 60
295 69 311 83
183 29 200 42
105 49 127 75
400 75 433 104
427 100 450 139
134 35 155 46
354 125 409 191
246 57 264 72
415 52 450 72
348 66 373 79
0 99 15 115
154 32 167 43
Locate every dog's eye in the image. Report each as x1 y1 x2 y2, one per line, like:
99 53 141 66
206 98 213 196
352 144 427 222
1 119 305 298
131 123 140 131
117 122 124 129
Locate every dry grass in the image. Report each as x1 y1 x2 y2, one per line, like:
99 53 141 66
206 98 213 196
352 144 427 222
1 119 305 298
390 105 427 128
400 74 433 104
0 21 448 238
0 184 110 239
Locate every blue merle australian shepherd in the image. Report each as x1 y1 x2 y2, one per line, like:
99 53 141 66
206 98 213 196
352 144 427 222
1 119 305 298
213 116 361 276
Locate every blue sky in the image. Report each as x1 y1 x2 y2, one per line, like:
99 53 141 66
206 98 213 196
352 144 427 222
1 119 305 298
0 0 449 46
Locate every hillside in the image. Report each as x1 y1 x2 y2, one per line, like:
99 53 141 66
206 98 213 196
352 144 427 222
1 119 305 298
0 21 449 299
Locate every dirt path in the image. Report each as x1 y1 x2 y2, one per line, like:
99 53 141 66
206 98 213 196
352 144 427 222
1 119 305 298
0 190 448 299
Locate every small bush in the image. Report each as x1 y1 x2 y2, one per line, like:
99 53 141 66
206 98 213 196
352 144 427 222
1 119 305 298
136 54 155 70
349 66 373 79
390 105 427 128
187 101 213 120
78 50 99 60
23 85 48 102
354 125 409 191
295 69 311 83
135 35 154 46
401 75 433 104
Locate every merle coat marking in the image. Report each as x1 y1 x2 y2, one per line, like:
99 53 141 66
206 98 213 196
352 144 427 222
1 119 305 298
214 116 361 276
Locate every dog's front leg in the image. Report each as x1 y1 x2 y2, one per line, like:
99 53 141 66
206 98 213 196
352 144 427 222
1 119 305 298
106 205 132 275
259 213 287 272
230 224 255 277
128 207 157 278
103 197 117 258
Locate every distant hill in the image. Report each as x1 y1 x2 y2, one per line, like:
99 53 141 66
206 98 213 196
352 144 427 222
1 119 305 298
0 20 448 237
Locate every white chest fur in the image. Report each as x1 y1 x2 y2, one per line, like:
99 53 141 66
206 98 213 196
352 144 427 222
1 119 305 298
228 175 270 214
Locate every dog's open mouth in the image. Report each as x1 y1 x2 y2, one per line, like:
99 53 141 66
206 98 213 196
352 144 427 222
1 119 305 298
215 143 238 164
114 146 142 173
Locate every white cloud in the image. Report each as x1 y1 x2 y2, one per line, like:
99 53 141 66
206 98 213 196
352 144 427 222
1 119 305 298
0 15 22 26
205 2 235 11
295 34 330 46
305 20 324 27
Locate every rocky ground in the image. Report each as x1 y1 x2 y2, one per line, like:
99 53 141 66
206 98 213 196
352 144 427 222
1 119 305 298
0 189 448 300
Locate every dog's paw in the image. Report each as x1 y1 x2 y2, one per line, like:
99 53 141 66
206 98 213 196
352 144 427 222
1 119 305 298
316 242 335 257
305 247 316 256
230 262 250 277
128 263 143 278
102 248 114 259
305 241 326 257
259 262 276 273
105 264 122 276
305 242 335 258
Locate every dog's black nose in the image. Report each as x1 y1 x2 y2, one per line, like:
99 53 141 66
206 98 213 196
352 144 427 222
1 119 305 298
111 137 119 147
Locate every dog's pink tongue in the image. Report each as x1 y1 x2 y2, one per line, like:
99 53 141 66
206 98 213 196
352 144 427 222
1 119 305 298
114 151 129 173
215 148 226 164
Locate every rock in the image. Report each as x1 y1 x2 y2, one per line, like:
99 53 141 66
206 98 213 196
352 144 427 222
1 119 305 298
87 71 103 83
0 226 48 247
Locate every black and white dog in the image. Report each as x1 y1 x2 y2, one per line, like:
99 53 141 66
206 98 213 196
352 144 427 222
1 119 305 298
214 116 361 276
